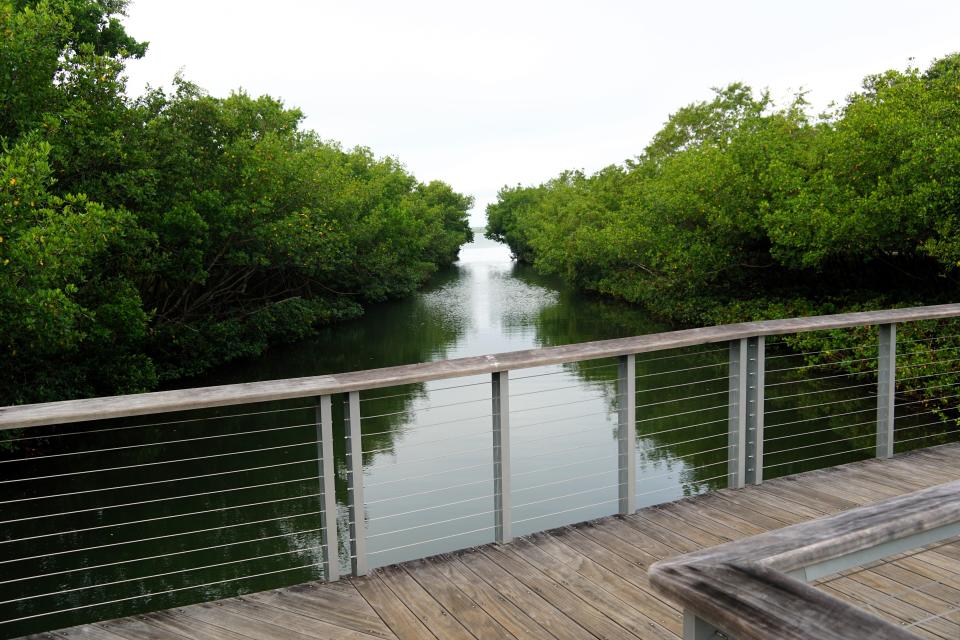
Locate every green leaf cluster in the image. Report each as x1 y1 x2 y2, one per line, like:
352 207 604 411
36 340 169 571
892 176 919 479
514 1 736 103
487 56 960 326
0 1 472 404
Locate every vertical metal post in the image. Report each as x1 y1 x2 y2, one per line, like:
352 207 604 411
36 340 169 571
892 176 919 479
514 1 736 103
877 323 897 459
728 339 748 490
745 336 765 485
492 370 512 544
344 391 367 576
317 395 340 582
618 354 636 514
683 611 725 640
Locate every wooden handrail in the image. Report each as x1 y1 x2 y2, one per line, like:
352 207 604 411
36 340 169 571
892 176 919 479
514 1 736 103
2 302 958 430
648 480 960 639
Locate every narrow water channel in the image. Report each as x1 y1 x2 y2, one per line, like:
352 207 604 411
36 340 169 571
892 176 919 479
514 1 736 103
0 234 912 638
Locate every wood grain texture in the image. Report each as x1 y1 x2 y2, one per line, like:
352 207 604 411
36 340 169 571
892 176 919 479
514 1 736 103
4 303 959 429
19 444 960 640
648 473 960 639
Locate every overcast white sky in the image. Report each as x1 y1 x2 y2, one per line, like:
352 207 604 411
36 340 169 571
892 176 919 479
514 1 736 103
122 1 960 226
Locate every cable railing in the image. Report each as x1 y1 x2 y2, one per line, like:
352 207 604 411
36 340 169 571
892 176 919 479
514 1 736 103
1 303 959 638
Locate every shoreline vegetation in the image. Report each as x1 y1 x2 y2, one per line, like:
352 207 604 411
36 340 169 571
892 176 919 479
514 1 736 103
0 0 472 405
486 54 960 420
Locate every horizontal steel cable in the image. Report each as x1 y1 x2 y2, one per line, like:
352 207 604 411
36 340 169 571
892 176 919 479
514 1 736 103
0 542 322 606
764 394 877 416
0 421 315 463
766 356 878 374
359 412 493 439
636 347 728 364
365 477 491 505
635 375 729 394
765 405 877 430
0 440 317 485
367 525 496 555
0 493 319 546
893 418 957 433
512 362 617 381
0 404 313 444
0 475 318 526
368 509 498 540
512 452 618 479
512 468 615 495
3 457 318 505
765 370 878 388
638 417 728 439
762 445 875 470
362 428 491 455
366 493 497 523
765 344 869 361
0 527 322 586
897 356 960 370
636 389 728 410
766 381 879 402
510 393 620 414
514 482 623 510
361 395 491 421
636 362 727 379
0 561 323 626
895 432 959 447
764 419 877 444
0 511 320 566
635 403 729 424
765 432 876 457
510 381 614 398
513 498 620 526
364 460 491 489
511 409 612 432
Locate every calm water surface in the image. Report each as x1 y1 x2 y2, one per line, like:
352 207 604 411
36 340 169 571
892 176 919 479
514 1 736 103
1 235 913 637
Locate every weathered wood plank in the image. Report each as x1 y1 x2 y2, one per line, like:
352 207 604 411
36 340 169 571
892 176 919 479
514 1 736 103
649 478 960 639
351 574 437 640
375 566 474 640
456 549 596 640
214 598 387 640
21 445 960 640
245 583 396 639
6 303 959 429
505 537 676 640
92 619 193 640
424 554 555 640
516 533 681 638
46 627 131 640
138 611 259 640
479 544 641 640
401 559 516 640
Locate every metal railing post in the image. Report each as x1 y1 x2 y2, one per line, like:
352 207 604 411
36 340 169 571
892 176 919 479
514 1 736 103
745 336 765 485
877 323 897 459
344 390 367 576
492 370 512 544
317 395 340 581
618 354 636 514
729 339 748 489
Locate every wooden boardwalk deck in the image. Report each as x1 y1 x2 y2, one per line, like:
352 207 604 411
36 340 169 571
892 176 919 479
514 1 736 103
26 443 960 640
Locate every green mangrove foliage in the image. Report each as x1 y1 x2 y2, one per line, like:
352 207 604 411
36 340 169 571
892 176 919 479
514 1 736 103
488 59 960 425
487 64 960 324
0 0 472 405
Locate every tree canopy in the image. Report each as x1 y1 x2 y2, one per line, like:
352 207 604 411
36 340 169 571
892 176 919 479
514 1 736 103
0 0 472 404
487 55 960 326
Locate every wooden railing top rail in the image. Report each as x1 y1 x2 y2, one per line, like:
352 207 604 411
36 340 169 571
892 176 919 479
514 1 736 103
648 479 960 639
2 302 959 430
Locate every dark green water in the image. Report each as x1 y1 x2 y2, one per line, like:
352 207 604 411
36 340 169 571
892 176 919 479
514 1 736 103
0 235 953 638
